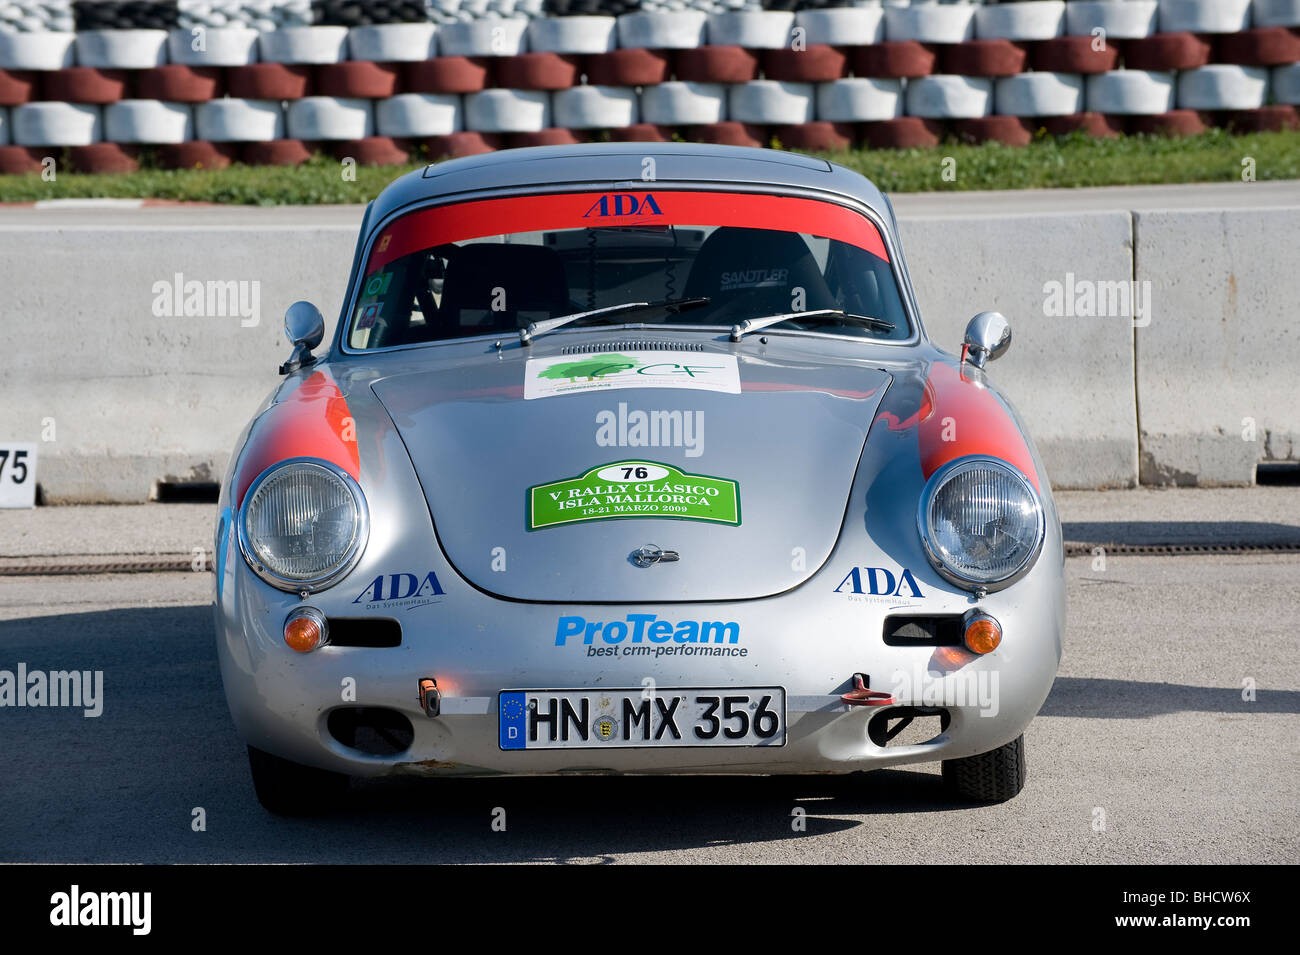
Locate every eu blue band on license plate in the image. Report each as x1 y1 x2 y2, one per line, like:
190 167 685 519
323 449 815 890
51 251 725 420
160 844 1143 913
498 687 786 750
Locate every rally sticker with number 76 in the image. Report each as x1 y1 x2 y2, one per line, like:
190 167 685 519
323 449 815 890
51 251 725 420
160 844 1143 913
527 460 741 530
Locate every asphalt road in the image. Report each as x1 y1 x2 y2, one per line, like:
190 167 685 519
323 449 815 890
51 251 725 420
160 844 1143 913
0 551 1295 864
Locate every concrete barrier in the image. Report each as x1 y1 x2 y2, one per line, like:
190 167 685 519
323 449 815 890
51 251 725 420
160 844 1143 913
1133 208 1300 485
0 226 355 502
899 211 1139 489
1 202 1296 501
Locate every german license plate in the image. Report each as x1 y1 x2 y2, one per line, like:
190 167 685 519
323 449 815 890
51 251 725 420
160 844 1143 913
499 687 786 750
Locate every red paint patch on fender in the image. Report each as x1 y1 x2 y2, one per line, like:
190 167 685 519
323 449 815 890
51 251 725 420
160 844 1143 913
234 368 360 507
917 360 1038 490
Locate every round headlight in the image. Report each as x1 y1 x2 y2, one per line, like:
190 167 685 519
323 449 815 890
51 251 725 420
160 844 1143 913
238 459 368 592
918 456 1045 591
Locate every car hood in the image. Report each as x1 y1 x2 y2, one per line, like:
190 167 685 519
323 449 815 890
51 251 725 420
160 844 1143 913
370 342 891 602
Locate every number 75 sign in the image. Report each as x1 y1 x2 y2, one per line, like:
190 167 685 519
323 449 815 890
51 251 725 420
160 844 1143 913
0 443 36 508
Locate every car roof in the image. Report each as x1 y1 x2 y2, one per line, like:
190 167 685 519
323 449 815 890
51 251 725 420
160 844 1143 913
367 143 894 225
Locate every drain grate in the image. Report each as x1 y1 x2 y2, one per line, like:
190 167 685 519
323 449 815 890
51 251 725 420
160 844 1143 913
559 340 705 354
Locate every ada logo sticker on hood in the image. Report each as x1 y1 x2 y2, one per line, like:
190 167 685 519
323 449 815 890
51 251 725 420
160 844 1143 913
524 350 740 400
529 460 740 530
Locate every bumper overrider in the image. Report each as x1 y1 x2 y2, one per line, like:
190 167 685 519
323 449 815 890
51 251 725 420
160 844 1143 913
214 504 1065 779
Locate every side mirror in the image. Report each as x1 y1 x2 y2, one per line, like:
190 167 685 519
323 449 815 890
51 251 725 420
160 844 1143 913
280 301 325 375
962 311 1011 368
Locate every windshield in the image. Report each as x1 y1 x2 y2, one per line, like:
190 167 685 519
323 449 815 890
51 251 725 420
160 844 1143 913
347 190 910 350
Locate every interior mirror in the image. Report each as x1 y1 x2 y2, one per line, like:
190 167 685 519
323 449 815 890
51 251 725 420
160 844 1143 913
280 301 325 375
962 311 1011 368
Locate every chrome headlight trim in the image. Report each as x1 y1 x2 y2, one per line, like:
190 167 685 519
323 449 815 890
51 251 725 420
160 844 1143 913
916 455 1046 593
236 457 369 594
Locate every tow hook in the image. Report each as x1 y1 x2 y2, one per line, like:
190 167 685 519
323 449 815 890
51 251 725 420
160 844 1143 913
418 678 441 718
841 673 896 707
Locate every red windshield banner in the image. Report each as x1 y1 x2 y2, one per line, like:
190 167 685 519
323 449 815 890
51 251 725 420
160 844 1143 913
364 190 890 275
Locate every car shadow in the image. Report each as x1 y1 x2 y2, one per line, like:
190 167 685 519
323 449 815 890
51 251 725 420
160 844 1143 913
0 604 1292 862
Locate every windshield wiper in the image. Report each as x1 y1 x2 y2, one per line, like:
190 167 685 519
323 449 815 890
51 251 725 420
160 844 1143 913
520 297 711 345
729 309 896 342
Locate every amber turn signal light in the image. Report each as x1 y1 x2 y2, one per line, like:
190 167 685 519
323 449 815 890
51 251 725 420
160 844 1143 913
963 613 1002 655
284 608 329 653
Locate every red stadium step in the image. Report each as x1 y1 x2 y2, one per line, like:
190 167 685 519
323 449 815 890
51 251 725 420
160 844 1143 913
854 41 938 79
861 117 944 149
1033 35 1121 73
773 121 856 151
42 67 131 104
137 65 222 103
1217 105 1300 132
0 145 47 174
585 48 671 87
0 69 39 106
674 46 759 83
1124 32 1212 71
241 139 318 166
404 57 493 94
225 63 312 100
158 140 239 170
684 121 766 147
761 45 848 82
1128 110 1212 137
315 61 401 98
1041 112 1126 137
494 53 581 91
941 39 1028 77
1215 27 1300 66
952 115 1034 146
508 128 592 147
331 136 411 166
608 122 676 142
68 142 139 174
421 131 503 159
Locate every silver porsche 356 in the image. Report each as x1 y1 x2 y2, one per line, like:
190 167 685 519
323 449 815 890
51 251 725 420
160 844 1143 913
213 143 1065 814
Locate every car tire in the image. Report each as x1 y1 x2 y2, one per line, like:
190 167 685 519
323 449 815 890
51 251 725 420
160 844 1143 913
684 120 766 147
68 142 140 174
995 72 1085 117
13 102 102 147
905 74 993 119
0 144 46 174
941 39 1029 78
1254 0 1300 28
816 77 903 122
247 745 348 816
158 139 239 170
861 115 944 148
1032 36 1120 74
404 56 492 94
1216 28 1300 67
105 99 195 144
974 1 1066 42
42 67 132 105
438 19 528 58
315 61 401 99
761 45 848 83
464 88 550 133
641 81 727 125
1272 62 1300 103
795 8 884 48
1219 104 1299 131
552 84 639 129
75 29 169 70
952 114 1035 145
347 23 438 63
585 48 670 87
673 46 758 84
421 130 503 159
241 137 317 166
1128 108 1213 136
376 92 461 137
495 52 581 91
883 4 975 44
729 80 814 125
1123 32 1213 72
942 734 1026 803
773 120 856 151
258 26 350 65
608 122 675 142
617 11 707 51
1155 0 1252 34
197 98 286 142
0 32 76 71
1086 69 1175 114
1041 110 1126 137
1065 0 1158 40
225 63 313 101
137 65 223 103
1176 64 1269 111
508 127 590 147
166 27 260 67
527 15 617 55
0 69 38 107
706 11 795 50
854 41 939 79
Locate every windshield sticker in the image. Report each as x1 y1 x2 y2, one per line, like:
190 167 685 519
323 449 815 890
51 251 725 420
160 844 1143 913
528 460 740 530
524 350 740 400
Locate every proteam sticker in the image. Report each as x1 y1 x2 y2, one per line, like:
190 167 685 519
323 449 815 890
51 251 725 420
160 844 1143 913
528 460 740 530
523 351 741 400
